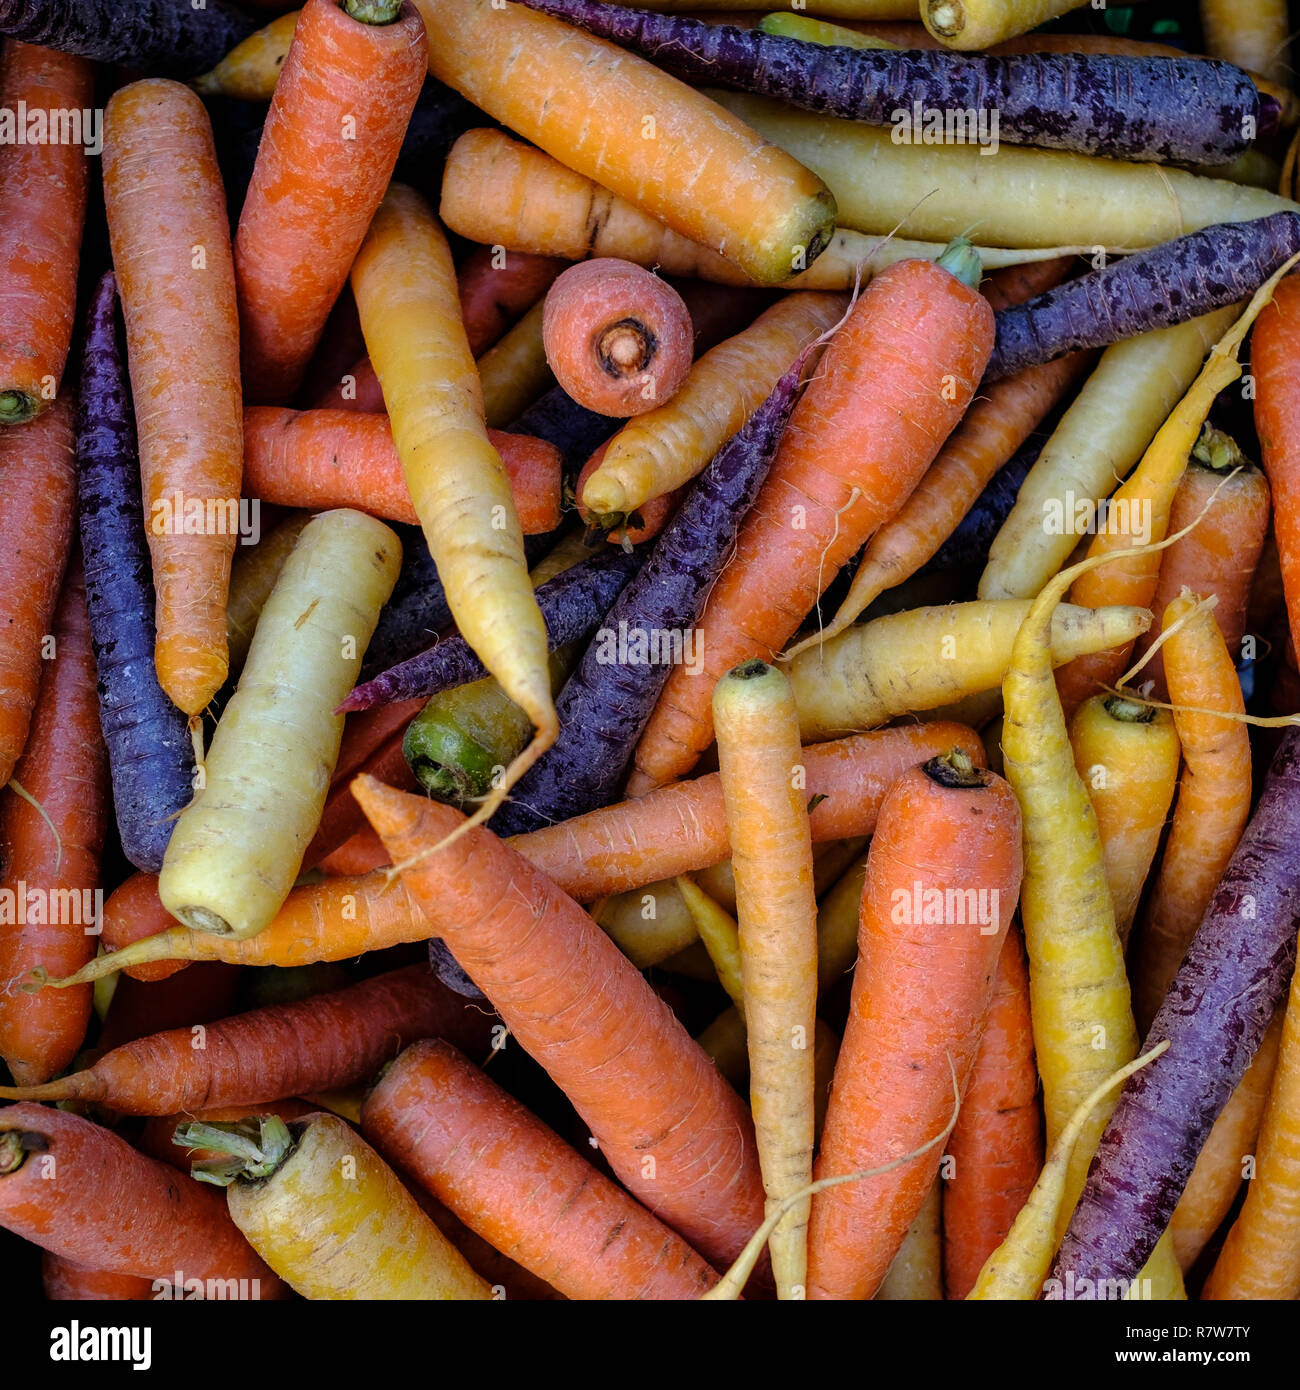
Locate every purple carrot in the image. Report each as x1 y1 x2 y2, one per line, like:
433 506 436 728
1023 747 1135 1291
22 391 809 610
1051 726 1300 1288
987 214 1300 381
339 548 643 712
0 0 257 79
921 436 1044 576
513 0 1257 165
76 272 195 873
491 346 812 836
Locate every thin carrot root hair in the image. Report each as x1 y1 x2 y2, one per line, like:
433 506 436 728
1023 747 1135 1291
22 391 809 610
701 1053 961 1301
6 778 63 875
1098 687 1300 729
1116 591 1220 689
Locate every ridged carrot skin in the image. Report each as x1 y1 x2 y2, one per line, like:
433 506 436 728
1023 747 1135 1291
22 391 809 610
102 81 242 715
235 0 427 404
0 559 108 1085
0 396 75 787
0 41 90 425
363 1040 719 1300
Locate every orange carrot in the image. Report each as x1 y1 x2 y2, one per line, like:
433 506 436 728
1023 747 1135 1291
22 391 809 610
941 928 1043 1300
334 697 427 788
979 254 1077 312
312 353 386 413
807 748 1021 1300
0 558 108 1084
362 1039 719 1299
0 396 75 786
302 727 416 870
0 964 486 1115
630 241 994 791
319 824 390 874
0 1103 284 1292
234 0 427 403
242 407 564 534
98 872 189 984
41 1253 155 1302
576 441 681 548
353 775 766 1272
458 245 568 356
0 42 91 424
102 80 242 715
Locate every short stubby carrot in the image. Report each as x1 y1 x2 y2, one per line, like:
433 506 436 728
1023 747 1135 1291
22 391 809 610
0 41 91 425
807 748 1021 1300
631 241 994 791
102 80 242 714
234 0 427 403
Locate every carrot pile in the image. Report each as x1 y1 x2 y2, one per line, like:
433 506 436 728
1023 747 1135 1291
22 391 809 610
4 0 1300 1323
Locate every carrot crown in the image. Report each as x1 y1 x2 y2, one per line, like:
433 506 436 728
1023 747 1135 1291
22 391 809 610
174 1115 294 1187
0 1129 42 1175
343 0 405 23
934 236 983 291
922 746 989 789
1103 694 1157 725
1191 424 1250 474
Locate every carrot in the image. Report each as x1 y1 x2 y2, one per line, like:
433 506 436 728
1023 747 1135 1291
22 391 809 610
351 184 558 827
234 0 425 404
0 42 91 424
631 240 993 790
579 292 845 527
319 825 389 875
1127 436 1270 698
223 511 312 681
876 1178 941 1301
1056 259 1296 715
177 1111 490 1299
807 747 1020 1300
574 443 679 548
314 352 386 413
1 963 485 1114
353 775 766 1271
1069 694 1180 948
1200 0 1290 86
941 928 1043 1301
789 350 1093 655
713 661 818 1297
457 244 569 356
0 559 107 1085
477 301 554 430
413 0 835 285
138 1100 319 1171
158 510 401 939
541 260 693 418
302 727 416 870
0 396 75 787
102 80 242 716
362 1040 719 1299
921 0 1176 51
0 1103 284 1293
193 8 300 99
41 1253 155 1302
1130 591 1253 1035
1170 1009 1285 1273
1203 936 1300 1299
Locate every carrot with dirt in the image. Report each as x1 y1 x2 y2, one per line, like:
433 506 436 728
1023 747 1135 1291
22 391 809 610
234 0 426 404
1130 592 1253 1035
351 184 559 828
0 1103 283 1292
457 245 568 356
176 1111 490 1300
363 1040 719 1299
0 396 75 788
353 774 766 1272
0 559 107 1086
1127 431 1270 698
1069 693 1180 948
713 660 818 1297
159 510 400 939
807 747 1020 1300
0 964 487 1113
0 41 91 424
630 238 994 790
412 0 835 285
942 928 1043 1301
102 80 242 716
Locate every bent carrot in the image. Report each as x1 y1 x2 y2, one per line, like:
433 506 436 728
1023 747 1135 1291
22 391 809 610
0 42 91 424
0 396 75 787
234 0 427 403
102 80 242 715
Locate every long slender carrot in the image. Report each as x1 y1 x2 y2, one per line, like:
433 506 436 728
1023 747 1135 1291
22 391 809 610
0 558 107 1084
362 1040 719 1299
0 396 75 787
102 80 242 715
351 184 558 828
0 41 91 425
0 1103 284 1293
807 747 1021 1300
941 928 1043 1301
631 241 994 790
1130 591 1252 1035
353 775 766 1272
234 0 426 403
0 964 485 1114
714 661 818 1297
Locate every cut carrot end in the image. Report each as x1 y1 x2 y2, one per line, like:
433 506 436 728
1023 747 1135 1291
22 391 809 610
344 0 404 22
0 390 41 425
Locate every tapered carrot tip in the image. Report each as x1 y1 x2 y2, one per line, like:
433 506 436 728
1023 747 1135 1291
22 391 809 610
352 773 426 843
157 636 228 716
